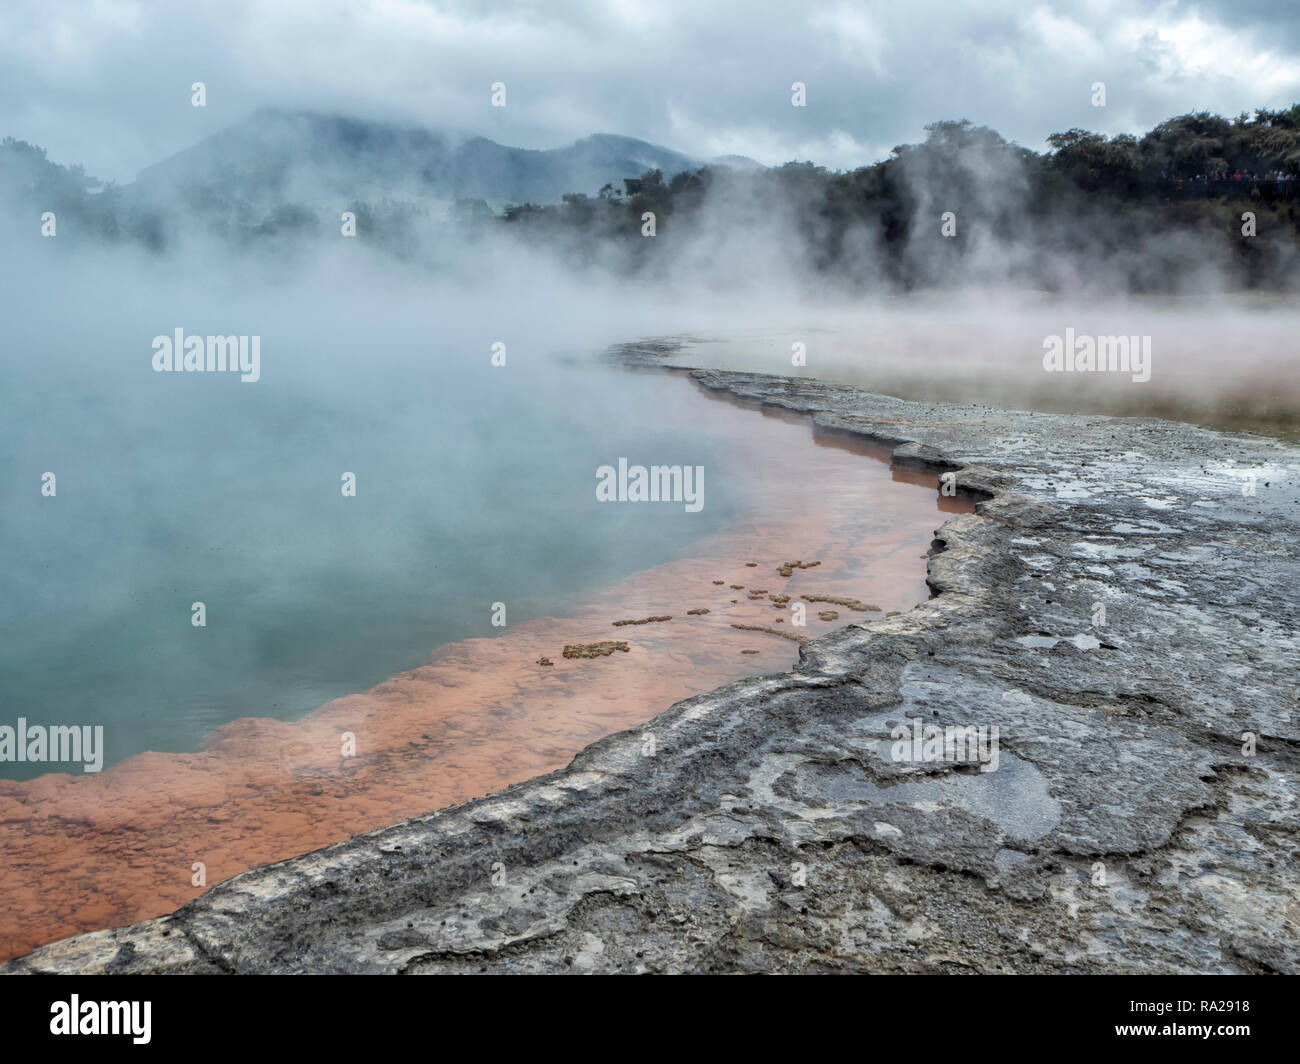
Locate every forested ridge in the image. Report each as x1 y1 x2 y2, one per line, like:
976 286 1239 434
6 105 1300 290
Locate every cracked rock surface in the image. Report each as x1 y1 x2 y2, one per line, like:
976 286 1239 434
5 344 1298 974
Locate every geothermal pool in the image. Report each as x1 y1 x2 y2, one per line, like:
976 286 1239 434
0 359 964 961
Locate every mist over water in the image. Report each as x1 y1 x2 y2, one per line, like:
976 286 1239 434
6 83 1300 787
5 211 1297 781
1 248 767 778
660 291 1300 440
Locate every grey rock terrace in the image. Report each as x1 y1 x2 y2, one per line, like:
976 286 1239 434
6 341 1298 974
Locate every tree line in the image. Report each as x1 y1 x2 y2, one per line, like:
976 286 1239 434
5 104 1300 290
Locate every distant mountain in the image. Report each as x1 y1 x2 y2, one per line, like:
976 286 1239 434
128 109 759 209
708 154 768 172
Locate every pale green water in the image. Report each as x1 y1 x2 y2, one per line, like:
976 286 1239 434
1 263 749 779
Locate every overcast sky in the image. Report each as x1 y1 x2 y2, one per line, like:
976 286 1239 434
4 0 1300 184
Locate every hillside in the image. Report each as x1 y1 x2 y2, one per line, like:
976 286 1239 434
129 109 721 208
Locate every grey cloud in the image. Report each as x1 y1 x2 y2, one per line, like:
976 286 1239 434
2 0 1298 184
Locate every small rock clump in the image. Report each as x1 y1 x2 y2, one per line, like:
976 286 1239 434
562 641 630 659
777 560 821 577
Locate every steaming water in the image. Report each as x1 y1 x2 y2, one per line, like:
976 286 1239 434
10 262 1289 787
2 333 753 779
666 293 1300 440
3 252 772 780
